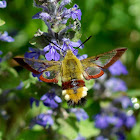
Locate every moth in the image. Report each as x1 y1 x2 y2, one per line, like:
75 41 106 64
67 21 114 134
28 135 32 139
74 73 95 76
14 48 127 106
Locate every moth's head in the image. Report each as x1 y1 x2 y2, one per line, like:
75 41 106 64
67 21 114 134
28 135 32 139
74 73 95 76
65 49 75 57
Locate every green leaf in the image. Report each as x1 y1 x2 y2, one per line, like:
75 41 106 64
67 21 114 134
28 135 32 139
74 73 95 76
127 89 140 97
7 67 18 77
29 31 50 49
79 120 100 138
23 74 38 89
15 130 46 140
0 19 5 26
57 117 78 140
0 131 3 140
85 79 95 90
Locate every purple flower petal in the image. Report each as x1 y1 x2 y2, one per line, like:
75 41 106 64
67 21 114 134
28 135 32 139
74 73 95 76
125 115 136 128
77 54 88 60
41 92 61 109
71 5 82 20
54 96 62 103
70 108 88 121
32 111 54 127
0 31 14 42
30 97 40 108
113 96 133 109
74 134 86 140
32 12 51 21
94 115 109 129
105 78 127 92
109 60 128 76
0 0 6 8
16 81 24 90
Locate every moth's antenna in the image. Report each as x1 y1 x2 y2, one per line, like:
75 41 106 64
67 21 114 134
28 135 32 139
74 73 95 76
73 36 92 53
46 38 65 52
46 38 65 58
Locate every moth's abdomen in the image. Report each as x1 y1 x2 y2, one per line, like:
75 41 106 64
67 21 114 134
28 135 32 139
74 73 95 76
62 79 88 106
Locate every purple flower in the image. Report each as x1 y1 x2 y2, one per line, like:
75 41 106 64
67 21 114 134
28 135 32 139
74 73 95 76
24 47 44 59
32 110 54 127
30 97 40 108
0 51 2 62
32 73 42 82
44 42 60 61
113 96 133 109
32 12 51 21
75 134 86 140
94 115 109 129
116 132 126 140
40 91 62 109
16 81 24 90
0 31 14 42
105 78 127 92
125 115 136 128
107 116 123 128
109 60 128 76
71 4 82 20
95 136 106 140
77 54 88 60
0 0 6 8
62 38 82 55
70 108 88 121
59 0 71 11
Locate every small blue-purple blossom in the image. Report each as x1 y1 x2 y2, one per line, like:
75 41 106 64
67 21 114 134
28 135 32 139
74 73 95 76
107 116 123 128
44 41 60 61
32 12 51 21
0 31 14 42
113 96 133 109
109 60 128 76
62 38 83 55
116 132 126 140
24 47 45 59
74 134 86 140
0 0 6 8
0 51 2 62
77 54 88 60
105 78 127 92
94 115 109 129
59 0 71 11
95 136 107 140
16 81 24 90
40 91 62 109
70 108 88 121
32 110 53 128
32 73 42 82
125 115 136 128
30 97 40 108
71 4 82 20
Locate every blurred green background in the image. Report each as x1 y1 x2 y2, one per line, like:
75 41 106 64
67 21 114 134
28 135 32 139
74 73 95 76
0 0 140 140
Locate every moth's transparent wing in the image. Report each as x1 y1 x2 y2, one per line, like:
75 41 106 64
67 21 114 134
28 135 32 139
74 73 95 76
13 57 61 83
81 48 127 80
82 66 104 80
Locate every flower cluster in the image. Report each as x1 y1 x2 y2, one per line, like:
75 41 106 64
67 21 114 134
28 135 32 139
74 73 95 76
0 1 14 42
93 59 136 139
26 0 84 62
30 110 54 128
94 96 136 140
